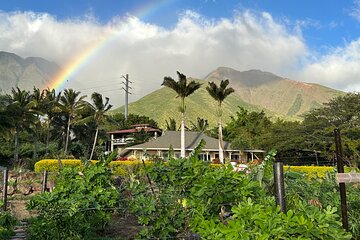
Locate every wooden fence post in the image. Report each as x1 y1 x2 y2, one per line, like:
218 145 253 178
273 161 286 213
334 128 349 231
42 170 48 193
2 169 8 211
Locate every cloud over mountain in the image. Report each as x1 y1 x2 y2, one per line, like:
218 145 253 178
0 10 358 106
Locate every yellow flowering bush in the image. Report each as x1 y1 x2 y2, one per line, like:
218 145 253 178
35 159 149 176
284 165 356 179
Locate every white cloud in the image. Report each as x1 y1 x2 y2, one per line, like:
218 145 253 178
350 0 360 22
300 40 360 92
2 9 359 107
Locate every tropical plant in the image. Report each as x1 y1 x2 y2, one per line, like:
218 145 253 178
206 79 234 163
165 117 177 131
27 153 119 239
225 107 272 150
42 88 61 155
0 206 17 239
162 71 202 157
29 87 46 160
190 117 209 132
80 92 112 160
108 113 159 130
59 89 86 154
6 87 37 163
0 94 13 138
194 198 352 239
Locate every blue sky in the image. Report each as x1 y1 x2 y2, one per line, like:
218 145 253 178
2 0 359 51
1 0 360 105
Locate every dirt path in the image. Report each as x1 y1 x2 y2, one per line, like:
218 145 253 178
8 200 33 240
10 221 28 240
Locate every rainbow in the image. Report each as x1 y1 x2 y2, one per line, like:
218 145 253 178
48 0 173 92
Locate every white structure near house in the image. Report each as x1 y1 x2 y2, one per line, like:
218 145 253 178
120 131 264 162
107 124 162 152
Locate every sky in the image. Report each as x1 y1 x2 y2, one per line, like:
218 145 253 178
1 0 360 107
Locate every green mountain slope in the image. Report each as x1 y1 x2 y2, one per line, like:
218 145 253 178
205 67 344 117
112 67 344 128
112 79 292 128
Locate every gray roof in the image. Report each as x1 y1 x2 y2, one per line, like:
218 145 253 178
126 131 236 152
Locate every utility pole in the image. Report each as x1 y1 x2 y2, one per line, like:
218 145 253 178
122 74 132 120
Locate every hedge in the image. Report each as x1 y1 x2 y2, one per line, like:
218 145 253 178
34 159 147 176
35 159 357 178
284 165 357 179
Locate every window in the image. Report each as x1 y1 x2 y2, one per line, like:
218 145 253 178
198 153 210 161
231 154 240 160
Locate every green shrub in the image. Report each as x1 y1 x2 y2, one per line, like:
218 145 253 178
194 198 352 239
0 208 16 240
285 171 360 239
126 147 352 239
27 156 119 240
126 142 267 238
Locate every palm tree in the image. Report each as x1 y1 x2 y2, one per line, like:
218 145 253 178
190 117 209 132
165 117 177 131
206 79 234 164
6 88 37 163
29 87 45 160
0 94 13 138
42 88 61 155
162 71 202 157
59 89 86 154
85 92 112 160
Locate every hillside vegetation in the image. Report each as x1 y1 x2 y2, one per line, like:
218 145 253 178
113 68 344 127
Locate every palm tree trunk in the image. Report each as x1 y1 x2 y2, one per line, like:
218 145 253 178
45 121 50 155
33 133 38 160
14 126 19 163
218 120 224 164
33 122 40 161
181 112 185 158
64 116 71 154
89 127 99 161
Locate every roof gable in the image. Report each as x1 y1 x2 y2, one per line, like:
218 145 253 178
126 131 234 151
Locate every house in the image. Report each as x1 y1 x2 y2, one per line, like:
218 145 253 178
120 131 264 162
107 124 162 151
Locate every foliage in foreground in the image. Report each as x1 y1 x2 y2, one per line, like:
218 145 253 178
285 170 360 239
196 199 350 240
0 207 17 240
124 147 352 239
26 156 119 240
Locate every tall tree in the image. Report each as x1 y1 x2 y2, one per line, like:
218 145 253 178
6 88 37 163
59 89 86 154
0 94 13 138
302 93 360 166
29 87 45 160
84 92 112 160
162 71 202 157
206 79 234 163
42 88 61 155
226 107 271 150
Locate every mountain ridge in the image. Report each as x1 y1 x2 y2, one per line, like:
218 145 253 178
0 51 60 93
113 67 344 127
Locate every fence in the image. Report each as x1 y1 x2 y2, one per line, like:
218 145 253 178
1 170 55 211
